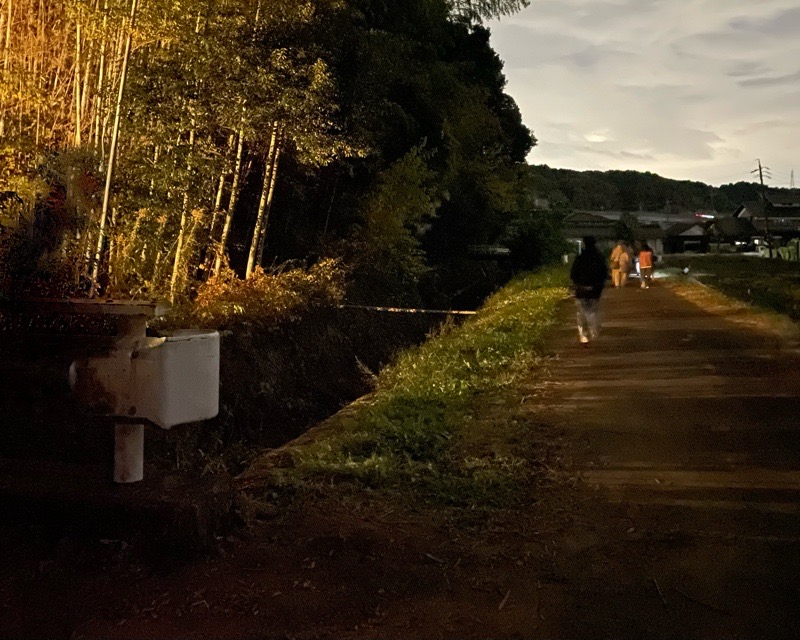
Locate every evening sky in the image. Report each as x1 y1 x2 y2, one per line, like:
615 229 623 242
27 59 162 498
488 0 800 186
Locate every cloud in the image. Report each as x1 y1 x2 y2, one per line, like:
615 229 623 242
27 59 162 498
728 6 800 38
738 69 800 88
580 144 657 162
510 0 666 31
559 45 633 70
485 25 591 70
727 61 773 78
620 150 657 161
733 120 791 135
488 0 800 186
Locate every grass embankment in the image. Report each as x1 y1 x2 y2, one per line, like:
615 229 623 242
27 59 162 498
242 267 570 509
660 254 800 320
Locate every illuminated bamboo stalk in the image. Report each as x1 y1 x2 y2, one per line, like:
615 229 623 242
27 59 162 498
255 140 281 268
214 124 244 275
107 207 116 277
170 125 196 301
245 122 278 278
83 211 96 271
80 23 93 127
201 135 234 277
208 169 226 238
148 144 159 197
250 125 283 276
100 14 126 158
92 0 107 150
91 0 137 295
74 12 82 146
0 0 12 138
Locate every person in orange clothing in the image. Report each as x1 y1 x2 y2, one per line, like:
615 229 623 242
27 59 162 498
638 242 654 288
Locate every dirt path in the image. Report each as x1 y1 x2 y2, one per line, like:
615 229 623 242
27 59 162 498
529 282 800 639
3 281 800 639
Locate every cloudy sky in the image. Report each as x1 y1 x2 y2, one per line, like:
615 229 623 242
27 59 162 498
488 0 800 186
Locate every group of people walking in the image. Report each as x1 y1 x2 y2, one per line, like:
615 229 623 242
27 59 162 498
569 236 655 345
609 240 654 289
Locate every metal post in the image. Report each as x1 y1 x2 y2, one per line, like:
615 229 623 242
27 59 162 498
114 423 144 483
754 159 773 259
113 312 147 483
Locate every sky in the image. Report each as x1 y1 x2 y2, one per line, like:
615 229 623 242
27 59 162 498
487 0 800 187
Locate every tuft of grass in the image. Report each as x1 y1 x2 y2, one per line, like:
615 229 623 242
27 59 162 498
271 267 570 507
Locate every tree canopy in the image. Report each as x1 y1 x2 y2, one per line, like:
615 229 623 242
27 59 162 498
0 0 534 304
526 165 780 215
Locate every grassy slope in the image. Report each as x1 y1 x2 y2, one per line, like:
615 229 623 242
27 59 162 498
241 267 570 508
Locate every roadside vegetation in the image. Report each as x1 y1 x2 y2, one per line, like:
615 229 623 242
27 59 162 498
242 267 570 509
1 0 570 479
660 254 800 321
163 258 346 332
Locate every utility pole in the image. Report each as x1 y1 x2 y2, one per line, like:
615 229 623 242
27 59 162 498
791 169 795 189
752 159 773 259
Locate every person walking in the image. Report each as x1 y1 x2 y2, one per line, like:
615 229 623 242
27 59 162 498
618 242 632 288
638 242 654 289
570 236 609 344
609 240 627 288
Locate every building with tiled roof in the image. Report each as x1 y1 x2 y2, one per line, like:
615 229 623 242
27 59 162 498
734 191 800 238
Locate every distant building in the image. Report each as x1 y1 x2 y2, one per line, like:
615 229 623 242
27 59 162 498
707 216 757 247
733 191 800 244
558 193 800 256
663 223 708 253
562 211 665 255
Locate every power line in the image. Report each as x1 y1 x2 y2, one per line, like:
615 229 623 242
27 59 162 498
768 168 791 182
705 171 761 186
764 168 795 188
699 160 770 186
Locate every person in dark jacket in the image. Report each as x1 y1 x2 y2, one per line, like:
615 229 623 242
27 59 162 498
570 235 609 344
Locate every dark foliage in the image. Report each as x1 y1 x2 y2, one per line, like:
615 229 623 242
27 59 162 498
526 166 790 214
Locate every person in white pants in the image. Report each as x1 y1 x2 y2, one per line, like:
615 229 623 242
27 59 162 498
570 236 610 344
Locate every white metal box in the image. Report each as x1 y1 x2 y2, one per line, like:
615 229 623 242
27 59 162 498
71 330 220 429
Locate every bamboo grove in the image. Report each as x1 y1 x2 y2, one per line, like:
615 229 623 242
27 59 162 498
0 0 538 304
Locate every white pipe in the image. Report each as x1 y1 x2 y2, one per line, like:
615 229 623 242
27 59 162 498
114 423 144 483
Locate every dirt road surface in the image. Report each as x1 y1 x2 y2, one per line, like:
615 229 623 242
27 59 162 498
2 281 800 639
533 282 800 639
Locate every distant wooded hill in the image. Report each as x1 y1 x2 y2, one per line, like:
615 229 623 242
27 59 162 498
527 165 791 214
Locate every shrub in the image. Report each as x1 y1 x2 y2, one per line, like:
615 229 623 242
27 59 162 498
167 258 346 330
502 211 569 271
